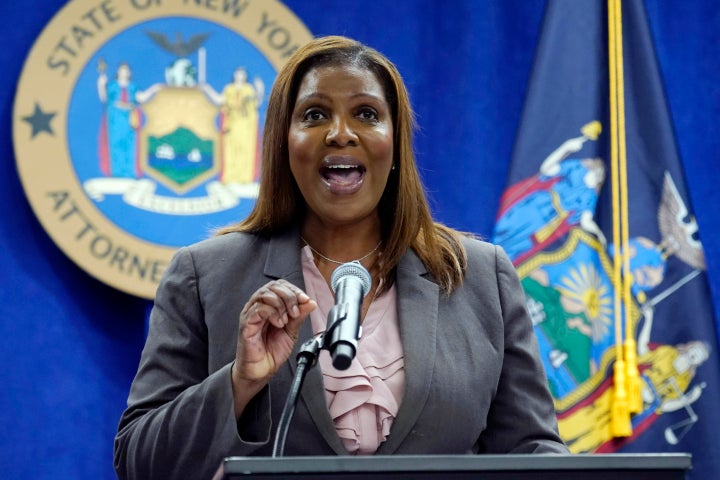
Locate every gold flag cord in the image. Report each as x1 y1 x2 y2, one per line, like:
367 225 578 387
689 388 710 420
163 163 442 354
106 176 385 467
608 0 641 437
616 0 643 417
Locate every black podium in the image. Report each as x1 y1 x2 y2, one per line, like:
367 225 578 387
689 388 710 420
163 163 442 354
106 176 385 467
213 453 691 479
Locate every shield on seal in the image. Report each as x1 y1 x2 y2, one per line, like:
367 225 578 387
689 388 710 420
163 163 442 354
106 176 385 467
140 86 220 194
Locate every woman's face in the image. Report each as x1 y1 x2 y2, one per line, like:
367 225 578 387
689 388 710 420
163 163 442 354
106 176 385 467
117 64 131 83
288 64 394 229
234 68 247 83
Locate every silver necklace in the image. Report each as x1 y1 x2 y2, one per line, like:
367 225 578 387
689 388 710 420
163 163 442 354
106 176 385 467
301 236 382 265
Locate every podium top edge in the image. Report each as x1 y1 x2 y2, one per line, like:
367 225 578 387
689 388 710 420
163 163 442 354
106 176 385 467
217 453 692 475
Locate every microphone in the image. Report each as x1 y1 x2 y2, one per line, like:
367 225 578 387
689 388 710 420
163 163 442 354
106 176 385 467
326 261 372 370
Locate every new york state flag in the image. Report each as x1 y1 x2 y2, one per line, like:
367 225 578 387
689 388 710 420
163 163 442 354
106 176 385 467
492 1 720 479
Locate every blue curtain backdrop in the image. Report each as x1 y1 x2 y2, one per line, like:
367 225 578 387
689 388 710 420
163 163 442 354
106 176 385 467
1 1 718 479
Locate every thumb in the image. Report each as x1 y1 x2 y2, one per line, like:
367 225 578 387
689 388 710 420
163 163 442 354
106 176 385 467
285 299 317 338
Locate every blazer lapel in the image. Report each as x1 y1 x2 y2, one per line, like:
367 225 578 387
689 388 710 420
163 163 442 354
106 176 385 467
264 229 347 454
377 250 439 454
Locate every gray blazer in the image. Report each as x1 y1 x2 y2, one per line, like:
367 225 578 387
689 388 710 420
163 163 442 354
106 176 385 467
114 228 567 479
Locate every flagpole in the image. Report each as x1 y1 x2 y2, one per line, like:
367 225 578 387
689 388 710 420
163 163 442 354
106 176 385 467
608 0 632 437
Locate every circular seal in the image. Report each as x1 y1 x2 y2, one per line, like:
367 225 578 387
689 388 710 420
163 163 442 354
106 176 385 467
13 0 313 299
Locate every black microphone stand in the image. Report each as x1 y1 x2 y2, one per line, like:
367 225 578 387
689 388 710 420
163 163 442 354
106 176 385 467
271 303 360 457
271 333 324 457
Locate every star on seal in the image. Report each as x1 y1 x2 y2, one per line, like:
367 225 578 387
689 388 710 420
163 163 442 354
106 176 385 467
21 103 56 138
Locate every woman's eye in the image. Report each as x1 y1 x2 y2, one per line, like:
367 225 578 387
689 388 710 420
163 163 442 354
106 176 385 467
357 107 378 121
303 109 326 121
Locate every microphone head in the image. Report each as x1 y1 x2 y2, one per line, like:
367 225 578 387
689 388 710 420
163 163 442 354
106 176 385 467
330 261 372 296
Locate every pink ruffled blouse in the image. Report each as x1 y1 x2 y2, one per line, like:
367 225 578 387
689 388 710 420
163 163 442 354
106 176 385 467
301 246 405 455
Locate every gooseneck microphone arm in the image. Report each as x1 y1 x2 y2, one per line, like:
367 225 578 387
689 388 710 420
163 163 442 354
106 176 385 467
272 261 372 457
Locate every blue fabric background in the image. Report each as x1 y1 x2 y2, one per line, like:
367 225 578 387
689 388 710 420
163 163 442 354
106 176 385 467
1 1 718 478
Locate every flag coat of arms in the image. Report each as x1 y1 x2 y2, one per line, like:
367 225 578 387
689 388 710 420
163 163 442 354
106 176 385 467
492 1 720 478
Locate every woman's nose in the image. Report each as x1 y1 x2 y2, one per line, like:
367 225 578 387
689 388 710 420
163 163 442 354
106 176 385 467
325 116 358 146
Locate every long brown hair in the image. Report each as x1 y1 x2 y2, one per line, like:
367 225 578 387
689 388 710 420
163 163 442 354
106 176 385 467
219 36 467 294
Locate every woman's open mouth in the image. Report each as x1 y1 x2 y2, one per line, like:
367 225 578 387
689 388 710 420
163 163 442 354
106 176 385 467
320 161 366 195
